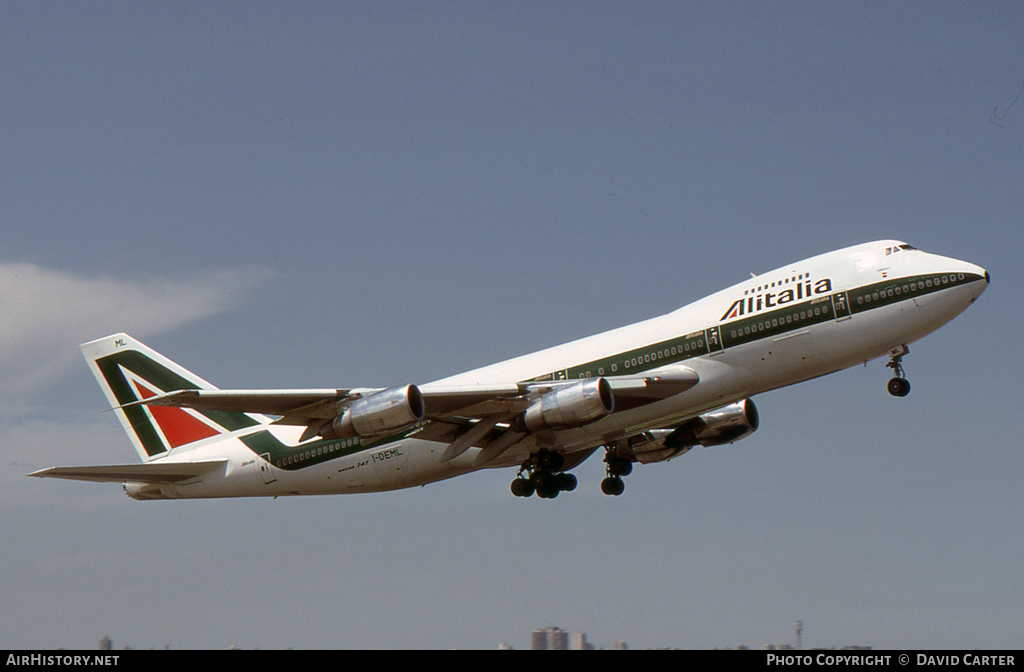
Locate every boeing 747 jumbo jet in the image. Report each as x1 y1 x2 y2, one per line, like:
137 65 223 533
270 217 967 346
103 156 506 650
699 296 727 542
32 240 988 500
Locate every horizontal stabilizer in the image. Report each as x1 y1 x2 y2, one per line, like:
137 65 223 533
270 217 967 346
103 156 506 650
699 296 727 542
28 460 227 484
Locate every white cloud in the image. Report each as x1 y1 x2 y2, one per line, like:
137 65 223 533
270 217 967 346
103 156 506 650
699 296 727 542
0 262 271 406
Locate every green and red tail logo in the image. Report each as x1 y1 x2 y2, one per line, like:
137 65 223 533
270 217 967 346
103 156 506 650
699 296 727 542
82 334 262 461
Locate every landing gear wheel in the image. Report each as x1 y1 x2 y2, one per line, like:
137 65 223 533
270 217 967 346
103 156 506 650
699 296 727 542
885 345 911 397
511 478 535 498
601 447 634 495
536 483 560 499
601 477 625 496
557 473 577 492
510 451 574 499
887 377 911 397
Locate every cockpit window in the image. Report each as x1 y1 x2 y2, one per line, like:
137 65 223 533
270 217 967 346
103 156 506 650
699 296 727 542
885 244 920 255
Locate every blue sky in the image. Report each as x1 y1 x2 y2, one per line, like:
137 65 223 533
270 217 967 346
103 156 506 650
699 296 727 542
1 2 1021 649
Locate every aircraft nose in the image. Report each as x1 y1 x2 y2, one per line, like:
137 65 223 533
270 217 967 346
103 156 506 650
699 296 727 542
966 262 989 299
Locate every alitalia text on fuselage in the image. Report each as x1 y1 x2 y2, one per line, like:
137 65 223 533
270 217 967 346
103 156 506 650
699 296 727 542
721 275 833 321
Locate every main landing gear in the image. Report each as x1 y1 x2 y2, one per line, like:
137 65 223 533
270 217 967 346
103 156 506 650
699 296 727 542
510 449 577 499
886 344 911 397
511 446 640 498
601 448 632 496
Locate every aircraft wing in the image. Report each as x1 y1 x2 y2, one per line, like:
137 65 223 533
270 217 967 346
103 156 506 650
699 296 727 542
28 460 227 484
120 388 353 421
124 365 699 464
126 365 699 420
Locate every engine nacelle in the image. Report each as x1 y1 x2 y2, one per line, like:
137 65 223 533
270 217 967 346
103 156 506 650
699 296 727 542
673 398 760 447
621 429 694 464
517 378 615 433
615 399 760 464
322 385 425 440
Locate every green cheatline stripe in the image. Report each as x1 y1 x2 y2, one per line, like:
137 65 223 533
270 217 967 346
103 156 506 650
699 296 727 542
240 425 427 471
535 272 982 382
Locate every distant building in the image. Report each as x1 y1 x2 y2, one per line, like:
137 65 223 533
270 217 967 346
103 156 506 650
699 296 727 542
570 632 594 650
99 637 112 651
531 626 570 650
532 625 623 650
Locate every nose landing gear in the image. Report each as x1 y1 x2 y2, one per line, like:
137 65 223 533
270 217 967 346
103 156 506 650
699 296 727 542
885 345 911 397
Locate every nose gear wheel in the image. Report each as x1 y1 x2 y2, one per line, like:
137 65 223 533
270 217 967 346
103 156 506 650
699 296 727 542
885 344 911 397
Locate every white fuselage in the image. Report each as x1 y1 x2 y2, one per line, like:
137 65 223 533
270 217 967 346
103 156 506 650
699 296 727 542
137 240 988 499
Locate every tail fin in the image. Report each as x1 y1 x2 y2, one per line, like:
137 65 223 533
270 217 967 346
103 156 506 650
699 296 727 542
81 334 263 462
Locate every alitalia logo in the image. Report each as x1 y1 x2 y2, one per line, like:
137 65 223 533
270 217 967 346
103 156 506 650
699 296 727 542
721 275 833 321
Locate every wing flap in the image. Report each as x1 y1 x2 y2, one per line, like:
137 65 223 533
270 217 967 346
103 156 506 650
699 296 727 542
28 460 227 484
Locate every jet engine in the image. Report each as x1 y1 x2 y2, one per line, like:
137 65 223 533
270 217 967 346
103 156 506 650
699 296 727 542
321 385 425 440
671 398 760 448
617 399 760 464
619 429 694 464
517 378 615 433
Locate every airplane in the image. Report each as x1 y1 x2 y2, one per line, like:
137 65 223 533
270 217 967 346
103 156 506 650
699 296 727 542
30 240 989 500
